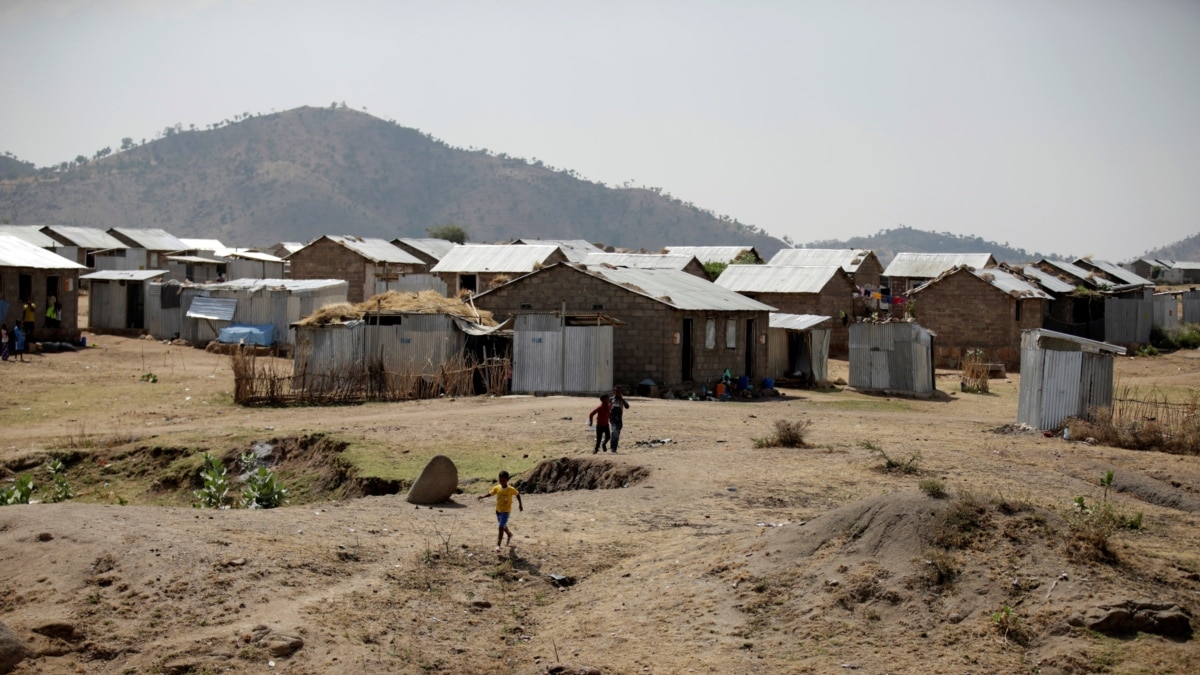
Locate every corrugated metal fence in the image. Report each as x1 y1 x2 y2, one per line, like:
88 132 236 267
1104 297 1152 344
511 314 613 395
848 322 934 395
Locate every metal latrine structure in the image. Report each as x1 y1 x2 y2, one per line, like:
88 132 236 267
1104 295 1153 345
81 270 167 331
766 313 831 385
1183 290 1200 324
251 312 511 405
1017 328 1125 430
848 321 935 397
511 313 616 395
1152 293 1181 332
146 279 347 347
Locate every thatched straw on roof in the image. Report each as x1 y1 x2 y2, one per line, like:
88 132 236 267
298 291 497 326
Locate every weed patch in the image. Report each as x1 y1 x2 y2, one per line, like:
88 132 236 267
753 419 811 448
930 494 991 549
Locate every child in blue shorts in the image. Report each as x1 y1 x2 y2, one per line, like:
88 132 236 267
477 471 523 551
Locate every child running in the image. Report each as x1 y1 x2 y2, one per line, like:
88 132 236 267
477 470 523 552
588 393 612 453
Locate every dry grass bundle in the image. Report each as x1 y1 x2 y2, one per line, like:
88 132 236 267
297 291 496 326
1067 385 1200 455
960 349 989 394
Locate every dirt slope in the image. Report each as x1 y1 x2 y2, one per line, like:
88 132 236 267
1 337 1198 674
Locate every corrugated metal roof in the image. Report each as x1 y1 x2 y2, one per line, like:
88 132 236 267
1040 259 1102 286
1025 328 1126 355
577 264 776 311
769 313 832 331
514 239 600 262
179 238 228 254
395 238 456 261
582 253 699 270
108 227 189 251
1171 261 1200 271
909 266 1053 299
81 269 168 281
187 296 237 321
203 278 347 292
432 244 561 273
227 250 284 263
167 255 224 264
715 265 841 293
663 246 759 264
1079 259 1154 287
768 248 872 272
0 225 59 248
42 225 128 250
0 235 88 269
275 241 307 254
325 235 424 264
1021 265 1076 294
883 252 995 279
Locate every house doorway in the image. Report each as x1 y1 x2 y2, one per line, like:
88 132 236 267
681 318 693 382
125 281 145 329
744 318 755 378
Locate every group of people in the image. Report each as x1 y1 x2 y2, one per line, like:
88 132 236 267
2 297 39 362
588 387 631 454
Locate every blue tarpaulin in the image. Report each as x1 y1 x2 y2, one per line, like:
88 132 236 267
218 323 275 346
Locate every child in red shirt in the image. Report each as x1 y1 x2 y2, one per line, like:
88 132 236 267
588 394 612 454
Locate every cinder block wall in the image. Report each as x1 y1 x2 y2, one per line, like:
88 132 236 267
476 265 770 389
912 271 1045 370
752 275 856 355
289 240 368 303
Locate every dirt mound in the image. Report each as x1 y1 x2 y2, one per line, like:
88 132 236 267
1071 465 1200 513
517 457 650 493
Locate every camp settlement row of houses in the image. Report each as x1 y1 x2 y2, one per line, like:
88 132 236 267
2 226 1197 407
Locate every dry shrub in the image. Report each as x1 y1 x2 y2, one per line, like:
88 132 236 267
919 478 947 499
753 419 811 448
1069 387 1200 455
918 549 959 587
960 348 990 394
930 493 991 549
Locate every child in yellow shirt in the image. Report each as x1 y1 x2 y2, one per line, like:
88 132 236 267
477 471 523 552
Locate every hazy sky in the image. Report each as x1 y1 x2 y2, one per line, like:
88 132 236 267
2 0 1198 260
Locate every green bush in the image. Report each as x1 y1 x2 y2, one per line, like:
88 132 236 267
1175 324 1200 349
242 467 288 509
194 453 230 509
1 475 35 505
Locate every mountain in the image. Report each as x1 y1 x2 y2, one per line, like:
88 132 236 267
799 225 1061 266
1140 232 1200 262
0 154 36 181
0 106 784 256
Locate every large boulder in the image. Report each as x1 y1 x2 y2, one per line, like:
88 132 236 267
0 620 29 673
405 455 459 505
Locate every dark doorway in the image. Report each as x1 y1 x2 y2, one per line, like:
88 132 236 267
460 274 477 294
744 319 755 378
681 318 693 382
125 281 145 329
19 274 32 302
45 275 59 302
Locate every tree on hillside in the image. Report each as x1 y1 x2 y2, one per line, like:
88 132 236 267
121 137 134 151
426 224 468 244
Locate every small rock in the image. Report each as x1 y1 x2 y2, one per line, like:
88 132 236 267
0 620 30 672
36 532 53 542
264 634 304 657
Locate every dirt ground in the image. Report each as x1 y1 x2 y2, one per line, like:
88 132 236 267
1 333 1199 674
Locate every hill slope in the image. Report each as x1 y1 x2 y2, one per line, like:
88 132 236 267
1141 232 1200 262
801 225 1059 266
0 106 783 255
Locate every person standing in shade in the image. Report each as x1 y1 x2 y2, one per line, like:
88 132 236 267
44 296 59 330
21 297 36 343
12 322 25 362
609 387 630 453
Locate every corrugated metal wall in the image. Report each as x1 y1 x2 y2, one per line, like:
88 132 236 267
1104 297 1152 344
848 322 933 395
1018 331 1117 429
1152 295 1180 331
766 327 830 383
1183 291 1200 324
227 259 285 280
811 329 830 384
87 280 128 330
375 274 448 296
147 282 347 346
511 314 613 394
94 249 148 271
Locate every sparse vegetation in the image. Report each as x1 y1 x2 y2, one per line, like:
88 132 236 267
753 419 812 448
991 604 1027 645
919 478 947 499
241 466 288 509
1 474 35 505
1068 386 1200 455
863 441 921 474
194 453 230 509
1065 471 1143 563
931 493 991 549
919 549 959 587
44 458 73 503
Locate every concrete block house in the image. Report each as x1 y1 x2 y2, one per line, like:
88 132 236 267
0 234 87 342
287 235 425 303
40 225 129 269
473 263 775 390
392 238 457 267
714 265 857 355
906 265 1051 370
883 252 996 295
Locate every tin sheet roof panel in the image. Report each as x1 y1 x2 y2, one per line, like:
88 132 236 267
883 252 995 278
663 246 758 264
432 244 561 273
514 239 600 262
1081 259 1154 287
582 253 699 270
769 313 833 331
768 248 872 272
579 265 776 311
1022 265 1076 294
108 227 189 252
186 296 237 321
325 235 423 264
42 225 128 250
0 235 88 269
394 238 457 261
81 269 169 281
0 225 59 248
714 265 841 293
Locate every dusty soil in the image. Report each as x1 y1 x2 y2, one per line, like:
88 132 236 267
2 335 1199 674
